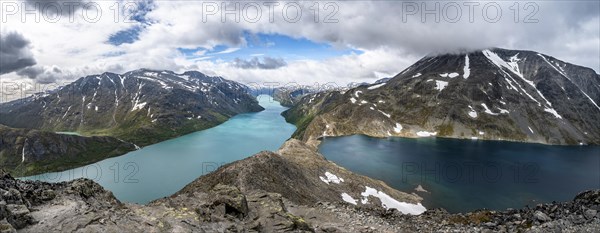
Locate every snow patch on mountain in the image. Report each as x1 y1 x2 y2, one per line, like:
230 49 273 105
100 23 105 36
448 73 459 78
360 186 426 215
434 80 449 91
416 131 437 137
544 107 563 119
468 105 478 118
320 172 344 184
341 193 358 205
463 55 471 79
393 123 403 133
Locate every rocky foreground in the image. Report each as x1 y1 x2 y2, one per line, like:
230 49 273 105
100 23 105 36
1 140 599 232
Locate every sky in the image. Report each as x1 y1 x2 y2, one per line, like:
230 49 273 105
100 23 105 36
1 0 599 90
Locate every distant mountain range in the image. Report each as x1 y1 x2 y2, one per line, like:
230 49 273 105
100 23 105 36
0 69 263 175
282 48 600 146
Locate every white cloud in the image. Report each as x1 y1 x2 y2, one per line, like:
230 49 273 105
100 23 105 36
0 0 597 89
212 47 240 55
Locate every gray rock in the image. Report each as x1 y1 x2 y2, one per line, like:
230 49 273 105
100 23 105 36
0 218 16 233
534 211 552 222
5 204 34 229
584 209 597 220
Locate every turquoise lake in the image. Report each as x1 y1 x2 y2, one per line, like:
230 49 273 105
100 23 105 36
318 135 600 213
23 95 296 204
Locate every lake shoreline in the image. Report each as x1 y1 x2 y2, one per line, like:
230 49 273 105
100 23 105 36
318 134 600 213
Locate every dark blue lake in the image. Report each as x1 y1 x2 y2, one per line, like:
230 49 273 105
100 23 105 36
318 135 600 213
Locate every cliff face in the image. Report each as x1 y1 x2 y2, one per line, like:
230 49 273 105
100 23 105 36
0 125 136 176
283 48 600 146
1 140 599 232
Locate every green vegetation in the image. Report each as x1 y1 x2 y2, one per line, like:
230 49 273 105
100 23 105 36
281 108 315 140
2 137 135 177
436 124 454 136
448 211 493 225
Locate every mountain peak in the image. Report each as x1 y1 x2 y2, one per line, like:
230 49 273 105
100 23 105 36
283 49 600 146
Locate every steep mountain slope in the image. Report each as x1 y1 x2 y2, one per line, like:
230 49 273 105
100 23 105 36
283 48 600 146
2 140 599 232
273 87 315 107
0 69 263 146
0 125 135 176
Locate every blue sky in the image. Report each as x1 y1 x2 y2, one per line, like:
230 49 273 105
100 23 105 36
175 32 363 63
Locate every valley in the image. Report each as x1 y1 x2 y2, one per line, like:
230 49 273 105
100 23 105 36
20 95 296 204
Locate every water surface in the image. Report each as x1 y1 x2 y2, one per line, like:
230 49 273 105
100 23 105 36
318 135 600 213
24 95 296 204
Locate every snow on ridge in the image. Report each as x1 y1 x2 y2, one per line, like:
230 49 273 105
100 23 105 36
485 52 550 109
448 73 459 78
579 91 600 111
539 53 600 111
412 73 422 78
480 103 497 115
360 186 426 215
484 50 554 107
544 107 563 119
483 50 523 78
368 83 386 90
320 171 344 184
538 54 569 79
350 98 357 104
463 55 471 79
